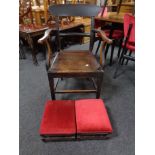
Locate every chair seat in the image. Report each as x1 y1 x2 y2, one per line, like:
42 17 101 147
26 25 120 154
48 51 100 74
75 99 113 135
122 42 135 51
39 100 76 136
97 30 123 39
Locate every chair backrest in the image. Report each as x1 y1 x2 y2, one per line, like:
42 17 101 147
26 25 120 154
49 4 101 51
124 14 135 43
19 0 33 24
100 0 108 17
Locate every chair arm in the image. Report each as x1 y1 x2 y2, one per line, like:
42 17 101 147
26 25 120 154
38 28 53 44
38 28 54 70
94 29 113 44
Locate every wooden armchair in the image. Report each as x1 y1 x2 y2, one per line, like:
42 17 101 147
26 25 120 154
38 4 112 100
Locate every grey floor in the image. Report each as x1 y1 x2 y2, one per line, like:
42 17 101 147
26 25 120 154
19 42 135 155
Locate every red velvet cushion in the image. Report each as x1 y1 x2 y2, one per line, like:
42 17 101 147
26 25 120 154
97 30 123 39
124 14 135 43
39 100 76 136
75 99 113 134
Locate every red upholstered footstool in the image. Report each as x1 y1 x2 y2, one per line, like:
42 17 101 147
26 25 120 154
75 99 113 139
39 100 76 141
39 99 113 141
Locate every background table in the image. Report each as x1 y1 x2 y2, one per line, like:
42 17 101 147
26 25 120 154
19 22 84 64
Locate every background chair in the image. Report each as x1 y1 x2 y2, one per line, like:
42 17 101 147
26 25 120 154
95 1 124 66
38 4 112 100
96 27 123 66
19 0 33 24
113 14 135 78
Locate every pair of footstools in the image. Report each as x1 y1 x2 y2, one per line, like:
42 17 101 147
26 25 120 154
39 99 113 141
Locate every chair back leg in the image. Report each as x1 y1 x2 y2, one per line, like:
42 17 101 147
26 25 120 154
125 51 132 65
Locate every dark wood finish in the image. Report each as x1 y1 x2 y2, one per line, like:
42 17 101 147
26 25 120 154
39 4 112 100
49 4 101 17
48 51 100 73
95 12 124 24
41 135 75 142
48 75 55 100
19 39 26 59
19 0 33 24
117 0 123 14
19 25 50 64
77 133 111 140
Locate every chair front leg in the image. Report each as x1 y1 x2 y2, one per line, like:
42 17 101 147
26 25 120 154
96 72 103 98
48 74 56 100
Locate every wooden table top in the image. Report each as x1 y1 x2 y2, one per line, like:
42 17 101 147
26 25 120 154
95 12 129 24
19 24 49 33
19 22 84 34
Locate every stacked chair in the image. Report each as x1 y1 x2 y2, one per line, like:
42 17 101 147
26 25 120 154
39 4 113 141
113 14 135 78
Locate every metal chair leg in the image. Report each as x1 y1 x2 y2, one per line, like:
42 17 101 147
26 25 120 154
113 47 126 79
121 49 128 65
95 40 101 55
125 50 132 65
110 40 115 66
105 44 110 59
117 38 123 58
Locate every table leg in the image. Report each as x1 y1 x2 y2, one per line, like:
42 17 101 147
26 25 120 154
19 39 26 59
27 34 38 65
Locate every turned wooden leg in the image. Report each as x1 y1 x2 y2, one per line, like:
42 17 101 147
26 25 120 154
27 34 38 65
48 74 56 100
